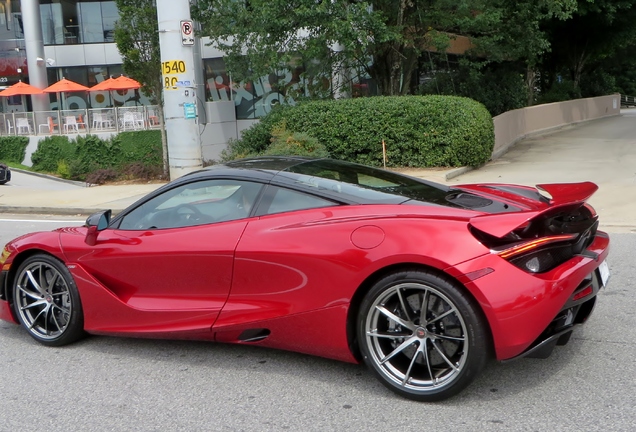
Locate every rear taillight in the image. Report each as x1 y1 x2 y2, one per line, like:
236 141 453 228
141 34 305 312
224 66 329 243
495 234 577 274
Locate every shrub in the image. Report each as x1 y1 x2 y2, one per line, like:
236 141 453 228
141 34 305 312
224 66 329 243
260 123 330 158
31 136 76 173
74 134 120 174
57 160 71 179
115 130 163 169
120 162 163 180
85 168 118 185
31 130 163 182
226 95 494 168
0 136 29 164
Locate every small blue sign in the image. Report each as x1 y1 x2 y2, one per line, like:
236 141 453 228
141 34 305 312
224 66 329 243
184 103 196 119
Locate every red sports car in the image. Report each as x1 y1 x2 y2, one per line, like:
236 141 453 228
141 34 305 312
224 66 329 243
0 157 610 401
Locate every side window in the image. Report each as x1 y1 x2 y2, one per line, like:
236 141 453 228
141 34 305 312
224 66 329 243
118 179 263 230
264 187 337 215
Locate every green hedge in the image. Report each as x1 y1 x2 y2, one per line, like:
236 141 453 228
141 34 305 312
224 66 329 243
227 95 494 167
0 136 29 164
30 130 162 180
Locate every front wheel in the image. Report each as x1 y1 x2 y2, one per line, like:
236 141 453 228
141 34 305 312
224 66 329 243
12 254 85 346
357 270 490 401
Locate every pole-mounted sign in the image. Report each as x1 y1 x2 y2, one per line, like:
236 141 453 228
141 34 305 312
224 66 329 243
180 20 194 46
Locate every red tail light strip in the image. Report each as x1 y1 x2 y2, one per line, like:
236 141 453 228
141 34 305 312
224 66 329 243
496 234 578 260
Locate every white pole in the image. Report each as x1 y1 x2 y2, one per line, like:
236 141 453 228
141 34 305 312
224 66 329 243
20 0 50 114
156 0 203 179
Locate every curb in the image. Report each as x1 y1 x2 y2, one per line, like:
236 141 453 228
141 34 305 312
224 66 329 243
11 168 89 188
444 166 474 181
0 206 125 217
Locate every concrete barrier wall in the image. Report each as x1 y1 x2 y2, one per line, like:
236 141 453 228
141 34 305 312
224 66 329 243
492 94 621 160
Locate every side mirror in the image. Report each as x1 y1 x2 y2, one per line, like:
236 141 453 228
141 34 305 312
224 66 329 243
85 210 112 246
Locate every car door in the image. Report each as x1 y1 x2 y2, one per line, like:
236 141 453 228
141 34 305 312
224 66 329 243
65 179 264 322
215 185 354 327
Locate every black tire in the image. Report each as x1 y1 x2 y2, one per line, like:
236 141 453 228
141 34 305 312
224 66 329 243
0 180 7 185
357 269 490 401
12 254 85 346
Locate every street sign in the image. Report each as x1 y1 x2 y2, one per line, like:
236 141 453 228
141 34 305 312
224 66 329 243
181 20 195 46
184 102 196 119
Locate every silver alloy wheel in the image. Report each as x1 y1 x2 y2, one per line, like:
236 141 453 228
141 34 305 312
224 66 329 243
364 282 468 393
15 261 73 340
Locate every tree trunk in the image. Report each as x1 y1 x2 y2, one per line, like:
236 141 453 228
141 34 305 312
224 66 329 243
526 66 537 106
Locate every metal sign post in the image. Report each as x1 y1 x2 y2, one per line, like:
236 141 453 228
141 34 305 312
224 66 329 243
156 0 202 179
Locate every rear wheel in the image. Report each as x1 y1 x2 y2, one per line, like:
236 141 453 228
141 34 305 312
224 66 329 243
357 270 490 401
12 254 85 346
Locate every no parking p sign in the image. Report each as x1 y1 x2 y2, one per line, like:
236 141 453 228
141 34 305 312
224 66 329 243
181 20 195 46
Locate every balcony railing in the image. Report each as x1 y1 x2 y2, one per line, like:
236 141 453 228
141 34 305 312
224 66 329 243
0 106 161 136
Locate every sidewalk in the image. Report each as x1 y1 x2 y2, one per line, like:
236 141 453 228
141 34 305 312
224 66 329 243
0 169 166 216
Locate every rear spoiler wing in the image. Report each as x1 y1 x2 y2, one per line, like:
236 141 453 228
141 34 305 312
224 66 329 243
469 182 598 238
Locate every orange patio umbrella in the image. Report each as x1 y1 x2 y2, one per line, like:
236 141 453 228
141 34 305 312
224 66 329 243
43 78 90 110
0 81 44 97
112 75 141 90
89 75 141 106
89 77 118 92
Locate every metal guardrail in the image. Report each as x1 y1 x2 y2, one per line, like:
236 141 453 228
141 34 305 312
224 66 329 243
0 105 161 136
620 94 636 107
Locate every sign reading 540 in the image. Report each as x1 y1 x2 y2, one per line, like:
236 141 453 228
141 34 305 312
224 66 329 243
162 60 186 75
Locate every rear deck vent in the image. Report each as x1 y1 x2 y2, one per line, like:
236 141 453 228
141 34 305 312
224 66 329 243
446 192 493 209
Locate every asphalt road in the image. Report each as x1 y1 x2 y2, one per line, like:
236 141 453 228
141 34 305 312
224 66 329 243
0 216 634 431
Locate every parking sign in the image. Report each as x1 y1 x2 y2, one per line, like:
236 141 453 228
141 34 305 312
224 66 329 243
181 20 194 46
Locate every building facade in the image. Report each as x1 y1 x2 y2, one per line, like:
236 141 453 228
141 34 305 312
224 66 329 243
0 0 308 120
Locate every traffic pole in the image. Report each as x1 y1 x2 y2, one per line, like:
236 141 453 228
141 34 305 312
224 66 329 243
20 0 50 113
156 0 203 179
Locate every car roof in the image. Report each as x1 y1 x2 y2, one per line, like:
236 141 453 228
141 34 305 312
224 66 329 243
180 156 317 183
177 157 454 206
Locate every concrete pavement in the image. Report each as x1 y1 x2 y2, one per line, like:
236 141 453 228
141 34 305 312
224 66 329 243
1 110 634 231
0 169 163 216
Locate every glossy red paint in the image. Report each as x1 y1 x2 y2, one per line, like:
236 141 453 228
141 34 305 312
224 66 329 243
0 176 610 366
0 299 17 324
449 232 609 360
215 206 488 333
536 182 598 205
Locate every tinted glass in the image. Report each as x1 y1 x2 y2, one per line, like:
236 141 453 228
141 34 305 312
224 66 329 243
264 186 336 215
280 159 453 205
118 180 263 230
78 2 103 43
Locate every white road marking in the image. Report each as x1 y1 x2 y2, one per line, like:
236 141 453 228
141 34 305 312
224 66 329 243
0 219 84 223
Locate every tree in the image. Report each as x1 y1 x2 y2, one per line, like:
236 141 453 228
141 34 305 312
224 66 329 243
467 0 578 105
191 0 482 97
114 0 170 178
539 0 636 97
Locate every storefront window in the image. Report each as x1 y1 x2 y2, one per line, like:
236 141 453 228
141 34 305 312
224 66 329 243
39 1 119 45
78 2 103 43
40 4 63 45
204 57 306 120
101 1 117 42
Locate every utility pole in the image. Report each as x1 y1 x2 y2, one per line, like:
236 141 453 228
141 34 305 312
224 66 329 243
156 0 203 179
20 0 49 112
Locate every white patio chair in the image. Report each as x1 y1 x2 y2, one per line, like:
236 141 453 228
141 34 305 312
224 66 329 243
121 111 137 130
16 118 32 134
64 116 79 133
132 111 145 129
6 119 13 135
